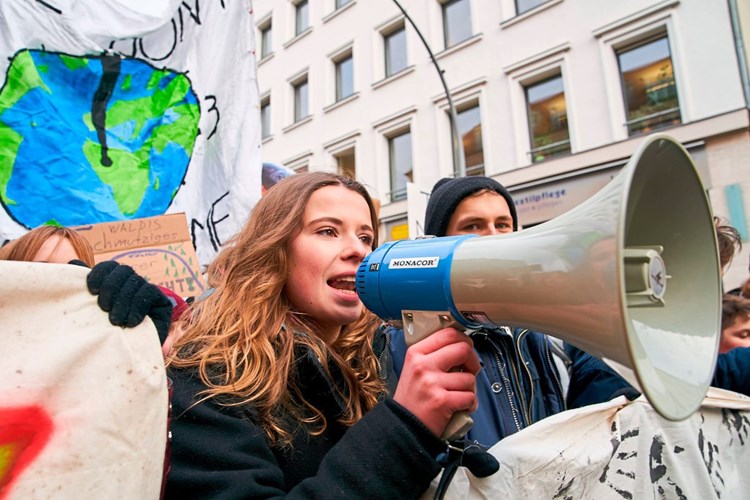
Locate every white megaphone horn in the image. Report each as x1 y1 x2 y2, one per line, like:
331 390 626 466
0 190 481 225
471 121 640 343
357 134 721 437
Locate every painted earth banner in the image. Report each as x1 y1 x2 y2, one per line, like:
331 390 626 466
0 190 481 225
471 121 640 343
0 0 260 268
428 390 750 499
0 261 168 499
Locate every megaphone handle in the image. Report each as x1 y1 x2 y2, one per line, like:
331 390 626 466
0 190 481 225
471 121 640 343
442 411 474 442
401 310 475 441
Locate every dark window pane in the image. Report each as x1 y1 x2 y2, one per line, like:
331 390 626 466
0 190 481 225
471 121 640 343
456 105 484 176
618 36 681 135
336 55 353 101
261 100 271 138
516 0 551 16
525 75 570 163
443 0 472 48
336 148 356 179
389 131 412 201
261 25 272 58
335 0 351 8
294 79 309 121
295 0 309 35
385 27 407 77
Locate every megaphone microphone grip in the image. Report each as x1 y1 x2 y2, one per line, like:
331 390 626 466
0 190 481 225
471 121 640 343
402 310 475 441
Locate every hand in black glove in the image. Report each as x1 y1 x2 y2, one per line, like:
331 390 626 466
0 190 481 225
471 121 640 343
434 439 500 500
459 441 500 478
87 261 173 344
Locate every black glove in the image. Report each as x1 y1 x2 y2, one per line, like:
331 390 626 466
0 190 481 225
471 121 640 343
459 441 500 477
434 439 500 499
87 261 173 344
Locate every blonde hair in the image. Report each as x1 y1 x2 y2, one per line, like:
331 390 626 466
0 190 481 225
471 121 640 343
169 172 384 446
0 225 95 267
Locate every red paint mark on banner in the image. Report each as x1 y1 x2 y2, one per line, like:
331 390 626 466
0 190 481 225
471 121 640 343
0 406 54 499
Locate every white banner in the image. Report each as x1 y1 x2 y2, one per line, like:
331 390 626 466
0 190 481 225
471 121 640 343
429 389 750 499
0 261 168 499
0 0 261 267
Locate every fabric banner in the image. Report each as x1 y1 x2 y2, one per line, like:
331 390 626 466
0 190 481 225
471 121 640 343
429 389 750 499
0 0 260 267
0 261 168 499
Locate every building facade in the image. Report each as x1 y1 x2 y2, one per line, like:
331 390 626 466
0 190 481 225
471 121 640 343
253 0 750 288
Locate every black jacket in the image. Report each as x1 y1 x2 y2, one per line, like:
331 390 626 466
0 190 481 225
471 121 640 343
165 331 446 499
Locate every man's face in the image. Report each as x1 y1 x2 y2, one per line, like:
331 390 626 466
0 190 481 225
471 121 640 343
445 191 514 237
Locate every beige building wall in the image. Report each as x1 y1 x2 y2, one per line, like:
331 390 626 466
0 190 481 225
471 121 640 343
254 0 750 289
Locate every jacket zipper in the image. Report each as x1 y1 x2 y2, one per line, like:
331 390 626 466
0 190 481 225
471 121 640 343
514 329 533 426
377 329 390 381
488 331 523 432
544 337 567 411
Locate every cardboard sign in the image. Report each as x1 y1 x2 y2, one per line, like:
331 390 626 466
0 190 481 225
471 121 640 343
75 213 206 298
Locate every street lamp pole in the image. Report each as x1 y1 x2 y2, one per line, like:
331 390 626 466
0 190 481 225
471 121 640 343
392 0 466 178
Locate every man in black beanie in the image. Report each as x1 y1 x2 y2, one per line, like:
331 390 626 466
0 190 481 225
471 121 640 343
389 175 636 447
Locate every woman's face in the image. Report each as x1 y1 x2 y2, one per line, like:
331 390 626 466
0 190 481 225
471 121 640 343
286 185 375 343
32 235 79 264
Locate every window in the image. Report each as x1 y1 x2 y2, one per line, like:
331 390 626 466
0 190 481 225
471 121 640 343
259 21 272 58
335 148 356 179
335 54 354 101
516 0 551 16
525 75 570 163
388 130 412 202
293 77 309 122
335 0 352 8
617 35 680 135
295 0 309 36
261 96 271 139
442 0 472 49
384 26 407 77
456 105 484 176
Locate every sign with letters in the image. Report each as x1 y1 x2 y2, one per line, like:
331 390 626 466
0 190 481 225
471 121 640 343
75 213 205 297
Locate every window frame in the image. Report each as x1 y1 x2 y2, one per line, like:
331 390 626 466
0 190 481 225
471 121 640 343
259 19 273 59
441 0 473 49
294 0 309 36
523 73 571 163
387 129 413 202
260 95 271 139
615 33 681 136
455 103 485 176
292 76 309 123
515 0 551 16
384 24 408 78
334 52 354 102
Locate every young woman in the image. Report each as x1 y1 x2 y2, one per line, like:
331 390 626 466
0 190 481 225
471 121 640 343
165 172 480 498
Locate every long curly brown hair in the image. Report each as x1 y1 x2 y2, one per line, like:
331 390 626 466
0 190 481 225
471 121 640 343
168 172 385 446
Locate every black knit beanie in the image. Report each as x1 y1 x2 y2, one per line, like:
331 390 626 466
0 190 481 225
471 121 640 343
424 176 518 237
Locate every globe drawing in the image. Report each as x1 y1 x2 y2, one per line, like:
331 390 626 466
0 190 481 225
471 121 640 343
0 49 200 228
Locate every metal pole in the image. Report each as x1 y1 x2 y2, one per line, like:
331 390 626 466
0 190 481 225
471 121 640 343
392 0 466 178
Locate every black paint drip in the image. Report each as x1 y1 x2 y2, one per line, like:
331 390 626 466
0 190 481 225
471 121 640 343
92 54 121 167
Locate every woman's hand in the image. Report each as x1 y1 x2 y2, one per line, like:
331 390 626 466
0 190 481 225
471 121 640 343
393 327 480 437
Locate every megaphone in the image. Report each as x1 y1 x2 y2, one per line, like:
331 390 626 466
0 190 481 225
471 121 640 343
357 134 721 427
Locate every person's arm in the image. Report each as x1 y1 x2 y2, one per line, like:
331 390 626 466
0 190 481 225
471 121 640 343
712 347 750 396
166 371 445 500
565 344 640 408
